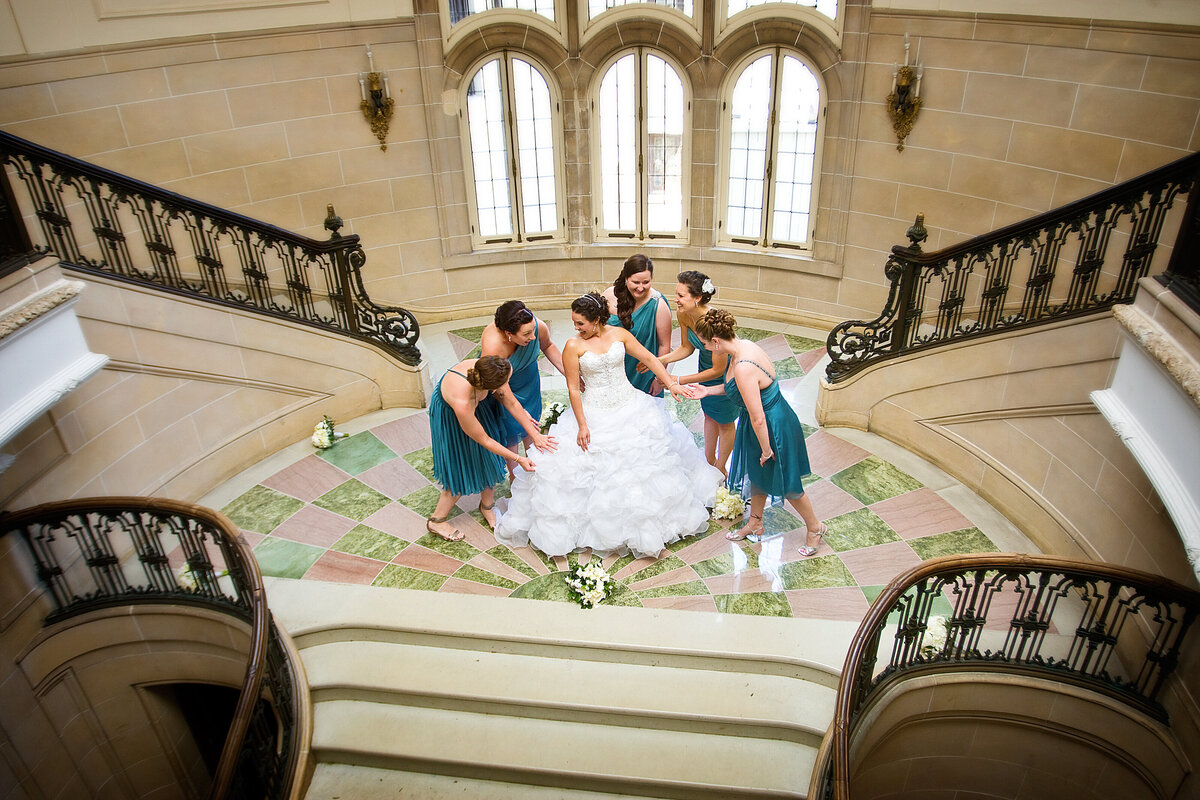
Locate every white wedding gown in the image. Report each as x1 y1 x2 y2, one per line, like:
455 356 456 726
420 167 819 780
496 341 723 559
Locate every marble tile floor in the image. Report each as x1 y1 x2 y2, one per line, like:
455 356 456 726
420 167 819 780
200 311 1037 620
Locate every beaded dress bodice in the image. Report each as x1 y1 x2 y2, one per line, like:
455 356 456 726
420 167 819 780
580 341 637 411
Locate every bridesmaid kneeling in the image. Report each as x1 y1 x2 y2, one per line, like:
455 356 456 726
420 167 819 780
427 355 556 541
690 309 827 555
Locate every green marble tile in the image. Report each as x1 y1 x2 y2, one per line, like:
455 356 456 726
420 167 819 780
402 447 437 482
313 479 392 522
221 485 304 535
509 572 577 603
693 553 735 579
450 325 487 343
493 475 512 500
541 388 569 409
607 553 637 575
636 580 710 599
605 583 644 607
762 505 803 534
714 592 793 617
822 508 902 552
778 555 857 590
626 554 688 583
485 545 540 579
465 345 482 360
739 543 761 568
332 524 408 562
373 564 448 591
784 333 825 354
666 521 719 552
399 485 463 519
670 396 702 427
565 551 584 569
831 456 923 505
453 564 519 590
862 584 954 624
318 431 396 475
773 357 805 380
254 537 323 579
909 528 999 560
734 326 775 342
801 422 819 437
414 531 480 561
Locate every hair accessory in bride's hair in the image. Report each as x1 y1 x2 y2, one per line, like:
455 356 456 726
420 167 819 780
702 278 715 294
581 294 601 312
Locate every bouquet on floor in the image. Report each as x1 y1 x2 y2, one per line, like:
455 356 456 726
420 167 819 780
539 401 567 434
311 415 349 449
565 562 613 609
921 615 950 658
711 486 746 520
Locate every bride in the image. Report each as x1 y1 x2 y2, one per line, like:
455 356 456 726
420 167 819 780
496 291 723 559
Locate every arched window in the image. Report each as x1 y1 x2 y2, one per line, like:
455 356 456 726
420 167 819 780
725 0 837 21
450 0 555 24
721 48 821 249
463 53 563 244
587 0 693 20
595 49 687 240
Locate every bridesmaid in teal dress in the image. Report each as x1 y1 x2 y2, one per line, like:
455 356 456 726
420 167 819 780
480 300 565 473
602 253 672 396
690 309 828 555
653 271 738 478
427 355 555 540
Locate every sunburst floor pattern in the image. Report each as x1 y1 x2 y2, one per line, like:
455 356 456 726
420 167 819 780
201 311 1035 619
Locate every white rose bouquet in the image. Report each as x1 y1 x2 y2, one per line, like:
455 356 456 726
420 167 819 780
539 401 567 434
565 562 613 609
920 615 950 658
711 486 746 520
311 415 348 449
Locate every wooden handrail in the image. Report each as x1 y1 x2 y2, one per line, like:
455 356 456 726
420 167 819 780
827 552 1200 799
0 497 285 800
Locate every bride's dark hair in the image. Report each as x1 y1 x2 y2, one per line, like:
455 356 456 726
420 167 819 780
612 253 652 330
572 291 609 324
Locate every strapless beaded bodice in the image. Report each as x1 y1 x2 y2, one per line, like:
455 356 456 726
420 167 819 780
580 342 637 411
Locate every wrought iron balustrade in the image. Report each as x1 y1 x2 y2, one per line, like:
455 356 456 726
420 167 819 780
822 553 1200 800
0 497 302 800
826 151 1200 382
0 130 420 366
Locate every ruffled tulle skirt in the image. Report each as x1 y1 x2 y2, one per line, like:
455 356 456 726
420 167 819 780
496 393 722 558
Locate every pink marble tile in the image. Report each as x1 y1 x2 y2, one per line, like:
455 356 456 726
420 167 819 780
448 499 499 552
640 594 719 613
392 544 464 576
448 332 477 360
613 555 660 581
270 505 355 548
513 546 552 575
304 550 386 585
757 334 793 362
370 414 431 455
703 569 786 595
357 458 429 501
871 488 976 540
756 530 833 567
785 587 871 621
805 429 872 478
439 576 512 597
802 479 864 521
627 564 701 592
234 530 266 550
599 552 623 571
468 551 535 585
797 347 827 375
363 502 429 541
839 540 923 586
261 455 351 501
675 531 743 564
549 554 569 572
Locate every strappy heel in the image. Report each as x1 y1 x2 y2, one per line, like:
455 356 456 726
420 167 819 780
727 512 763 541
426 514 464 542
477 498 497 531
797 523 826 557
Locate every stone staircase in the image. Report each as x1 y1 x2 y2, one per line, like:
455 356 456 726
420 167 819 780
264 578 853 799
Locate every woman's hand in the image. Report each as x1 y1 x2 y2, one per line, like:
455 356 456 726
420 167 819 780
759 448 775 466
516 455 536 473
667 382 688 402
577 424 591 452
684 383 713 399
530 431 557 453
635 362 649 373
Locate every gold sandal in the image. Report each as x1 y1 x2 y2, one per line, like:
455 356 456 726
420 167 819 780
426 515 464 542
477 499 497 531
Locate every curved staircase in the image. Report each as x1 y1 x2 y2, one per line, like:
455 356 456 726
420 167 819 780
265 578 853 799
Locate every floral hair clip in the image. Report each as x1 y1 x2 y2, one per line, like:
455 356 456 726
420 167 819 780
702 278 716 294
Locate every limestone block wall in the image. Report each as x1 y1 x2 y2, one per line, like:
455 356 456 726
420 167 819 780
0 269 423 509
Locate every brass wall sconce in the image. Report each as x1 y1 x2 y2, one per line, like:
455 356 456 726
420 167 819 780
360 45 395 151
887 34 923 152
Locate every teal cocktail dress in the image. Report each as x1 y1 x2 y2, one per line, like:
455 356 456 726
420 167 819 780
608 290 666 396
686 327 739 424
429 369 506 496
724 359 811 501
494 318 543 446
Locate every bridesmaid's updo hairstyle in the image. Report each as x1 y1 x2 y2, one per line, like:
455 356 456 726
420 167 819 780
695 308 737 341
677 270 715 304
572 291 609 325
613 253 653 330
494 299 535 334
466 355 513 390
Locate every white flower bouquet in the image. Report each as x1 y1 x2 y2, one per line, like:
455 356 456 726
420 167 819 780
711 486 746 520
311 415 348 449
176 562 228 591
539 401 568 434
565 562 613 609
920 615 950 658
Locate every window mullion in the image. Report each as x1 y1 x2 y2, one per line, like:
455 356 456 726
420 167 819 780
500 53 525 243
636 48 647 240
762 47 783 247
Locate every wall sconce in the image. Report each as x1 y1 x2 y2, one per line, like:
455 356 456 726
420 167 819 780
887 34 923 152
360 45 395 151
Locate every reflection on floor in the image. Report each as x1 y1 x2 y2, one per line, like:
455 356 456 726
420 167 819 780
204 312 1035 619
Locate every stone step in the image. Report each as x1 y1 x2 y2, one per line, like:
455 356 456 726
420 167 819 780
305 763 651 800
301 639 834 747
312 699 815 799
